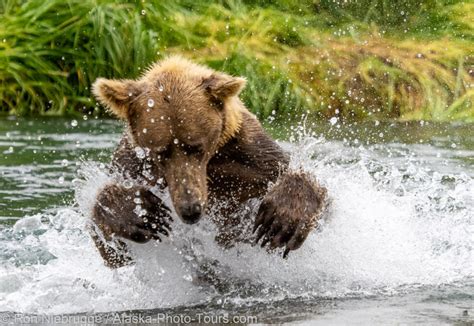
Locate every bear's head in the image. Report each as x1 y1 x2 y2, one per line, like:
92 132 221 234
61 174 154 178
92 56 246 224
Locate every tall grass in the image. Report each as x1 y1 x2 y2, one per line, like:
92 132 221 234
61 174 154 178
0 0 195 115
0 0 472 121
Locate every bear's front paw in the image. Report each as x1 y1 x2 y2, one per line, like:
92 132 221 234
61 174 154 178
94 184 173 243
253 172 328 258
130 188 173 242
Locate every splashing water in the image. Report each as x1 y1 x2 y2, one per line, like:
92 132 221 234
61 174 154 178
0 118 472 323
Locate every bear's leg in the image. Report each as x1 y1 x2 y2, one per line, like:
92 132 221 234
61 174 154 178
91 183 172 268
253 171 328 257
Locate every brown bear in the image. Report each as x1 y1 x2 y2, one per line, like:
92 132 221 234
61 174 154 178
91 56 328 268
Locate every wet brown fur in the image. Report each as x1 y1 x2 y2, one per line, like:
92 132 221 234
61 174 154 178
91 56 328 267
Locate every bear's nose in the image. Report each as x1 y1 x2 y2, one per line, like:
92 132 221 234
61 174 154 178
178 201 203 224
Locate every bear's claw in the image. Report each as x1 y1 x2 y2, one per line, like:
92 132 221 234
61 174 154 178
253 171 328 257
93 184 173 244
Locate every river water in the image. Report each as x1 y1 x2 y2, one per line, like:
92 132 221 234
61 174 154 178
0 116 472 324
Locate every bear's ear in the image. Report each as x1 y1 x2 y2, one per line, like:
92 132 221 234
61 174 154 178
92 78 140 120
202 73 246 100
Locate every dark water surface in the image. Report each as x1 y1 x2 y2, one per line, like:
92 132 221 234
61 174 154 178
0 116 472 324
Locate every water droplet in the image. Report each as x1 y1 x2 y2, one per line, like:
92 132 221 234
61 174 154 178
61 159 69 167
173 138 179 144
329 117 338 125
58 176 65 184
71 120 78 127
158 85 164 92
134 197 143 204
141 9 146 15
134 146 146 159
123 180 133 189
143 128 147 134
147 99 155 108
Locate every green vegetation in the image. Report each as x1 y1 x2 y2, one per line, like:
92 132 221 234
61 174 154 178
0 0 472 121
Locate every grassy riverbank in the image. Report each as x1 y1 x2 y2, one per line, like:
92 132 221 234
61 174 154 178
0 0 472 121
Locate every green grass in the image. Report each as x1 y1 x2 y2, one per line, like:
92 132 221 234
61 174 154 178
0 0 472 122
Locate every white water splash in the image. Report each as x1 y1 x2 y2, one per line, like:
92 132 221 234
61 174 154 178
0 136 472 314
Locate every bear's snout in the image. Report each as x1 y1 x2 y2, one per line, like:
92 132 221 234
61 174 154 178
177 200 203 224
165 160 208 225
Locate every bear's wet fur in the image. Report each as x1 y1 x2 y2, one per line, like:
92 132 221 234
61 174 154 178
91 56 328 268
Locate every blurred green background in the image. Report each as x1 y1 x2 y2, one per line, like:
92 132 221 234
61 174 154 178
0 0 472 121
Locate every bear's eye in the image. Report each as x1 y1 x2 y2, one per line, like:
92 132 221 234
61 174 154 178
181 143 203 156
155 146 171 161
